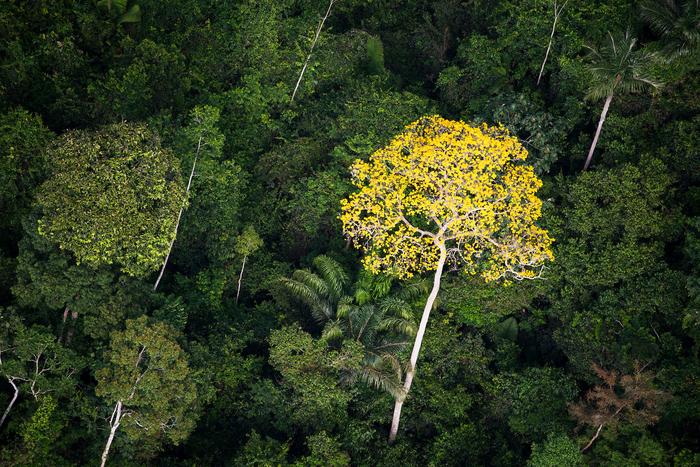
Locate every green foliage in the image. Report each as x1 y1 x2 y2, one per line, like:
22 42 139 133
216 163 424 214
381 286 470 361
36 122 185 277
20 396 62 462
488 367 577 442
549 159 684 375
268 326 359 431
0 109 53 236
331 84 435 165
437 34 508 114
527 433 583 467
95 316 197 448
365 36 385 75
1 0 699 464
584 31 663 101
481 92 569 174
297 431 351 467
236 225 264 258
234 431 289 466
89 39 190 121
0 314 83 400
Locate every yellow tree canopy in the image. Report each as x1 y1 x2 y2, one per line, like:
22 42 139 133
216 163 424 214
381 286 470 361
340 115 553 280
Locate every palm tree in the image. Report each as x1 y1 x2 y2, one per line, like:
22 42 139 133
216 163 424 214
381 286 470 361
279 255 350 323
280 256 419 400
323 298 417 399
641 0 700 61
582 31 663 171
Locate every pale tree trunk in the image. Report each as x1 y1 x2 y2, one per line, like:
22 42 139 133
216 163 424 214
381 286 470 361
389 244 447 443
65 310 78 345
537 0 568 85
583 93 614 171
101 400 123 467
290 0 335 103
581 422 604 452
0 378 19 429
58 305 70 342
236 255 247 305
154 135 202 291
581 405 625 452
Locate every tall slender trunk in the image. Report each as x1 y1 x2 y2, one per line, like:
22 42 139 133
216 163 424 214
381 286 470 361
58 305 70 342
581 422 605 452
581 405 625 452
537 0 567 85
290 0 335 103
101 400 123 467
0 378 19 429
236 255 247 305
389 244 447 443
583 93 614 171
154 135 202 291
65 310 78 345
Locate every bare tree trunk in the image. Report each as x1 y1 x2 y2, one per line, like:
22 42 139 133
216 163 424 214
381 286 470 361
290 0 335 103
0 378 18 429
389 244 447 443
58 305 70 342
581 405 625 452
236 255 247 305
101 400 123 467
65 310 78 345
154 135 202 291
581 422 605 452
583 93 613 171
537 0 568 85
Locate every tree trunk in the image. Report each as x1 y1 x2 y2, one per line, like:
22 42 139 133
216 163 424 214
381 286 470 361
0 378 19 429
154 135 202 291
581 422 605 452
583 93 613 171
65 310 78 345
101 400 123 467
537 0 567 85
389 244 447 443
58 305 70 342
236 255 247 305
290 0 335 103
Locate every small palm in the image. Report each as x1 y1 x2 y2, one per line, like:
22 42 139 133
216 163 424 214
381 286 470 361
280 256 418 399
585 31 662 101
279 255 350 323
582 31 662 170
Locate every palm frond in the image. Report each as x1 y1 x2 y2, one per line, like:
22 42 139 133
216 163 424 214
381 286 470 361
291 269 330 300
377 317 417 338
584 30 664 101
336 296 354 319
313 255 349 300
279 276 332 323
322 320 345 343
356 354 406 399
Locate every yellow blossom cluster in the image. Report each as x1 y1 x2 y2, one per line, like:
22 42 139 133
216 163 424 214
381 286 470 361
339 115 554 279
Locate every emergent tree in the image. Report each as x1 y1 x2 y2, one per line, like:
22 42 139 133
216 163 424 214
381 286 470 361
340 115 553 442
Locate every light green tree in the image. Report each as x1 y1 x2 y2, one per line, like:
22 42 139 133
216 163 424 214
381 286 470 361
235 225 263 304
36 123 185 277
0 310 81 429
96 316 197 467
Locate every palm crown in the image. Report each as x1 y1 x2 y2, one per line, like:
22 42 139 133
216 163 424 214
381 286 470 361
280 255 421 398
585 31 663 101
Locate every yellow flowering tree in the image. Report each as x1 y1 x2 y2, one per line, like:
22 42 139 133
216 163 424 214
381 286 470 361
340 115 554 442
